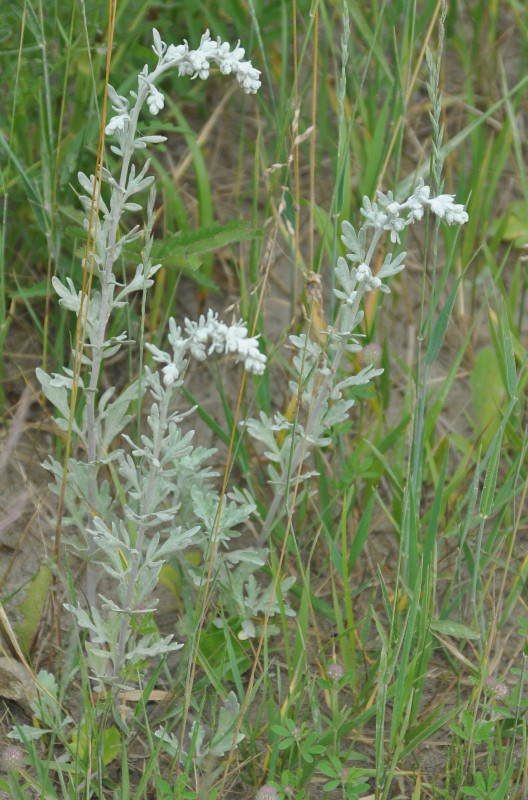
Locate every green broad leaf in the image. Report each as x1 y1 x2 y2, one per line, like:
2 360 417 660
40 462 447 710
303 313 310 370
347 492 375 571
494 200 528 247
9 281 49 301
470 346 506 448
479 430 502 519
158 565 182 599
149 220 262 263
71 722 121 767
14 562 54 657
317 757 342 777
101 726 121 766
198 619 251 681
119 242 203 273
430 620 480 639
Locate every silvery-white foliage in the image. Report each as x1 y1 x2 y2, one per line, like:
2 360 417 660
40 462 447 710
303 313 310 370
253 182 468 545
154 690 245 763
146 309 267 382
9 671 73 743
362 178 468 243
36 28 279 692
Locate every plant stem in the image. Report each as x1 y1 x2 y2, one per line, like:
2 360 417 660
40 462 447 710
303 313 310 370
112 381 172 678
256 254 375 546
83 80 151 606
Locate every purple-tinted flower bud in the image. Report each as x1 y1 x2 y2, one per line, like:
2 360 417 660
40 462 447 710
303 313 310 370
362 343 382 367
1 745 24 773
327 662 344 681
256 785 278 800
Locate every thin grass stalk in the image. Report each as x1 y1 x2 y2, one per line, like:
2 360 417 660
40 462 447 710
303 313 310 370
291 0 300 325
0 5 30 403
330 4 350 323
42 6 78 370
55 0 118 610
308 6 318 273
339 490 357 688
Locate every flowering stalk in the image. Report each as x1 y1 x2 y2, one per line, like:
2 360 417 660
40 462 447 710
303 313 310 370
81 30 261 602
37 29 273 691
254 180 468 545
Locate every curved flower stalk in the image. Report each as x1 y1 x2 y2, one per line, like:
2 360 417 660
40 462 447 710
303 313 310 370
146 310 267 386
37 29 270 690
364 178 468 243
105 29 260 146
252 182 468 545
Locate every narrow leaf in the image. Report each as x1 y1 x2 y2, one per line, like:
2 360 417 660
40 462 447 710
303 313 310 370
430 620 480 639
425 271 464 366
499 303 517 399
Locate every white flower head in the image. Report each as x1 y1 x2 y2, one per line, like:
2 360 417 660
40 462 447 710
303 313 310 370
165 42 188 64
162 362 180 386
188 48 212 80
407 195 425 221
412 180 431 204
417 188 468 224
176 311 267 374
408 180 468 225
427 193 458 218
425 193 468 224
215 40 243 74
233 60 261 94
219 321 246 354
383 214 407 244
355 263 382 291
183 314 211 360
243 349 267 375
198 29 218 57
146 85 165 115
372 179 468 238
105 113 130 135
385 200 402 216
444 203 469 225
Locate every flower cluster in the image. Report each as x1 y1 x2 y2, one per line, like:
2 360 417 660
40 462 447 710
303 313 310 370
104 29 261 136
1 745 24 773
161 30 262 93
146 310 267 385
361 178 469 243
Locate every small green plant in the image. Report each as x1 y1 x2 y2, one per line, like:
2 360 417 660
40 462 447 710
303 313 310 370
317 756 370 800
271 718 326 764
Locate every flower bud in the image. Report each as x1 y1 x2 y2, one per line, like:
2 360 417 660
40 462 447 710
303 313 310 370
1 745 24 773
362 343 382 367
256 785 278 800
327 662 344 682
